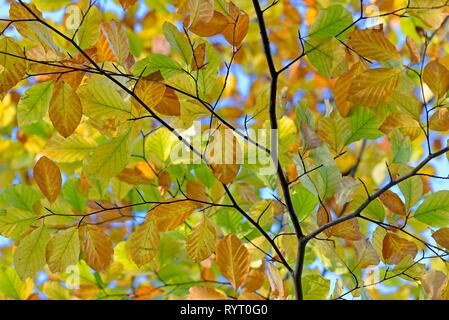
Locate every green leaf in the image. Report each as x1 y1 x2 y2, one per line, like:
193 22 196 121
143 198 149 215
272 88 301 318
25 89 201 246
163 22 192 65
415 191 449 227
346 107 382 144
16 81 53 127
0 267 29 299
46 227 80 273
3 185 42 212
0 208 36 240
43 134 98 163
302 274 330 300
14 225 50 279
292 185 319 221
390 129 411 164
132 54 184 79
77 77 133 121
145 127 176 168
398 166 423 211
308 5 353 39
84 130 132 179
62 177 87 213
74 5 100 49
305 37 348 78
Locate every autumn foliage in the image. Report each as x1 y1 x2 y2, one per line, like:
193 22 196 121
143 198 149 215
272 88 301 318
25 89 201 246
1 0 449 301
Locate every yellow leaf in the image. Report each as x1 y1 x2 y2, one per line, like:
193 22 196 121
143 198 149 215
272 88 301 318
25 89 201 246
46 227 80 273
33 156 61 203
216 234 250 290
423 61 449 98
430 108 449 132
348 68 401 107
79 225 113 272
0 37 27 98
380 113 422 141
49 82 82 138
353 239 380 269
187 215 216 262
348 28 400 62
382 233 418 265
127 216 160 267
189 0 214 27
187 286 227 300
150 200 197 231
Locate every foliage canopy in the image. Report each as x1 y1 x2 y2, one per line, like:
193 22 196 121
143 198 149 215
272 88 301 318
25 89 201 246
1 0 449 300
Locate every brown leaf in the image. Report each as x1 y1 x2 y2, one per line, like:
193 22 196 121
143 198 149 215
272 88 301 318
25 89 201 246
33 156 61 203
242 267 265 293
79 225 114 272
382 233 418 265
432 228 449 251
379 190 406 216
207 128 242 184
328 219 364 241
134 79 167 113
191 43 206 71
216 234 250 289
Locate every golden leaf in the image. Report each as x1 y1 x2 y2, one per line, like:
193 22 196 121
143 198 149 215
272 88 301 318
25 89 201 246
186 215 216 262
423 61 449 99
49 82 82 138
348 68 401 107
187 286 227 300
382 233 418 265
127 216 160 267
216 234 250 290
79 225 114 272
150 200 197 231
33 156 61 203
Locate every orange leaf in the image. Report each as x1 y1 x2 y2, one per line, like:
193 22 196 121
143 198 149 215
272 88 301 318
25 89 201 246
79 225 114 272
382 233 418 265
119 0 137 9
133 284 163 300
222 3 249 46
134 78 166 112
189 11 228 37
379 190 406 216
49 81 82 138
432 228 449 251
216 234 250 289
348 28 400 62
150 200 197 231
33 156 61 203
156 87 181 116
187 286 227 300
